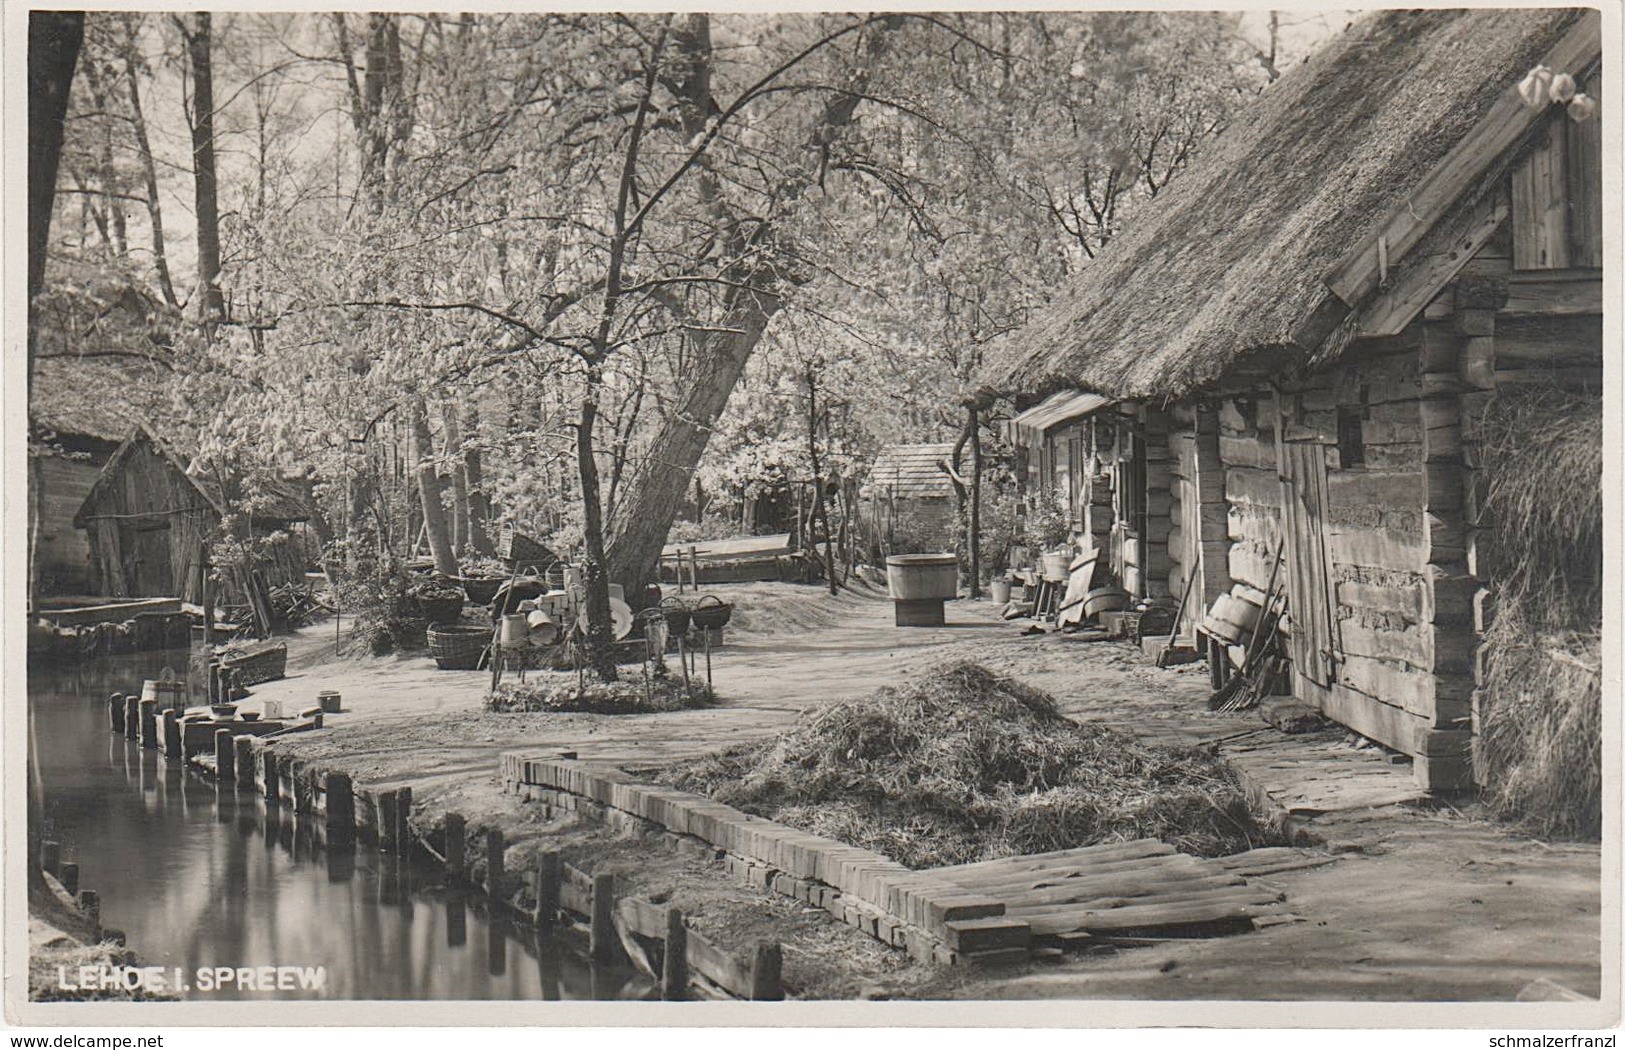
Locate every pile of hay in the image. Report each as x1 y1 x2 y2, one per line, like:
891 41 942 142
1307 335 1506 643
1474 389 1602 838
654 662 1261 868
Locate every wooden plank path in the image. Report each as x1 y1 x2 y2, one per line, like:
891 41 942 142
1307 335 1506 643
931 840 1331 942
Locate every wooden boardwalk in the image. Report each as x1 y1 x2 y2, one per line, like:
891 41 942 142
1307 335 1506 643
931 841 1332 942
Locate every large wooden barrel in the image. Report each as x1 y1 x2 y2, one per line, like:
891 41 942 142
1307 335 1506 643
886 554 959 601
141 678 187 713
1202 593 1260 646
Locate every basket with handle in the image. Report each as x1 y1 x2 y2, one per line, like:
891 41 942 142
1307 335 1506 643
690 594 733 630
428 624 491 671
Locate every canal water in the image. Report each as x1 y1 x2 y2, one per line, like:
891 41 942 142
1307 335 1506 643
30 649 650 1001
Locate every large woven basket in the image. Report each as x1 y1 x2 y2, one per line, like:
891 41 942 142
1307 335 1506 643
428 624 491 671
455 576 505 606
415 589 467 625
217 642 289 686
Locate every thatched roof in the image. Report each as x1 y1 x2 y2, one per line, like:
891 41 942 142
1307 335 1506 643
74 429 312 528
980 8 1589 401
30 355 170 443
868 443 957 500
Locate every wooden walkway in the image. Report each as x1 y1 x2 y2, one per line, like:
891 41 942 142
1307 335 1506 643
932 841 1334 943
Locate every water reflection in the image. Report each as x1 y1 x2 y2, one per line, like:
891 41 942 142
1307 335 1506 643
30 649 651 1001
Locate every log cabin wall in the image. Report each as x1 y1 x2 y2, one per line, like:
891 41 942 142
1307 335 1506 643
33 440 116 596
1168 402 1231 632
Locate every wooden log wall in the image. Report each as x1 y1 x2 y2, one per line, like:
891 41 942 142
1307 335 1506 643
1220 392 1282 597
1139 406 1175 599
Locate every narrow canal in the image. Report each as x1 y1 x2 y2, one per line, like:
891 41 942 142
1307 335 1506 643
30 649 649 1001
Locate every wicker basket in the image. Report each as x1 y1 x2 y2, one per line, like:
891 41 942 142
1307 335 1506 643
415 589 467 625
455 576 505 606
691 594 733 630
428 625 492 671
217 642 289 686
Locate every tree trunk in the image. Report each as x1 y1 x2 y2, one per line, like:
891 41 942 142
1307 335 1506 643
411 400 458 576
183 13 225 325
443 403 471 558
969 404 983 598
606 288 781 598
121 19 177 307
805 367 838 595
27 11 83 405
576 366 619 681
461 404 494 556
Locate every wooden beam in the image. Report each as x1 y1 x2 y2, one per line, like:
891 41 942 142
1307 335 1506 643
1499 268 1603 316
1354 194 1508 338
1324 11 1601 308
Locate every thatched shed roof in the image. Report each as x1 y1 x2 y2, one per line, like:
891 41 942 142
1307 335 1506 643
868 443 957 500
980 8 1590 401
73 429 312 528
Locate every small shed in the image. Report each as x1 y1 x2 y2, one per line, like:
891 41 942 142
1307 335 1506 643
73 430 313 603
980 9 1603 792
863 442 959 555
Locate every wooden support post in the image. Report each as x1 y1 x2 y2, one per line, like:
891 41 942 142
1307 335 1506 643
378 790 398 851
161 710 181 761
533 850 560 929
443 812 465 880
749 942 783 1001
485 828 505 902
40 840 61 877
60 862 79 898
662 907 688 1001
124 695 140 739
233 736 255 789
108 694 125 733
139 699 158 749
215 729 235 782
590 873 616 963
395 786 413 855
325 773 354 842
262 749 280 804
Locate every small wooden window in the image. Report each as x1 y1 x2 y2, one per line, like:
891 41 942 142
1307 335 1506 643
1336 390 1368 469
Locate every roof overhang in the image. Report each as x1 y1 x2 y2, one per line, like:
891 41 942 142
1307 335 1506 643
1008 390 1113 448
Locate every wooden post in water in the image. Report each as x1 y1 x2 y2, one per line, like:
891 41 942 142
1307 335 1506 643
590 873 616 963
325 773 355 844
533 851 560 930
139 698 158 748
124 695 140 739
108 694 124 733
378 791 398 851
161 710 181 761
40 840 60 877
233 736 255 789
485 828 505 902
443 812 465 880
262 749 280 804
662 907 689 1001
60 862 79 898
395 786 413 855
749 942 783 1001
215 729 235 782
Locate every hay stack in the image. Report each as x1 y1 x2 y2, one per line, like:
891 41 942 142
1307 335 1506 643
1475 389 1602 838
657 661 1260 868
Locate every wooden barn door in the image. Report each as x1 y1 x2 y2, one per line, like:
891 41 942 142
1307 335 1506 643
1278 441 1339 687
120 519 174 597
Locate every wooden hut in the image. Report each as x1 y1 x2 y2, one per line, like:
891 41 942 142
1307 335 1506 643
980 10 1604 792
862 442 959 554
73 429 313 603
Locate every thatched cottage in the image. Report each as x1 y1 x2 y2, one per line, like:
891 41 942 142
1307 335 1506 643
980 9 1604 794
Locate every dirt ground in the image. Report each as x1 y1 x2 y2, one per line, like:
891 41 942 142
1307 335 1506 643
255 581 1604 1002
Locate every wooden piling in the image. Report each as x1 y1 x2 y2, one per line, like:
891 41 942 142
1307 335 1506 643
378 791 398 851
663 908 689 1001
485 828 505 901
262 749 280 804
395 786 413 855
443 812 465 880
40 840 60 877
108 694 124 733
123 695 139 739
215 729 235 782
325 773 355 842
749 942 783 1001
60 862 79 898
161 710 181 760
233 736 255 789
139 698 158 748
533 851 560 930
590 873 616 963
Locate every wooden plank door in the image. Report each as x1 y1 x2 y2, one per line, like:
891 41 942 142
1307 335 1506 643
120 521 175 597
1278 441 1340 686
